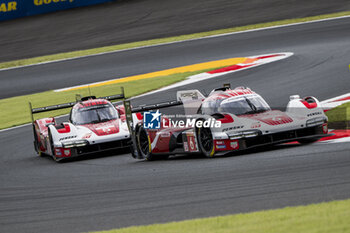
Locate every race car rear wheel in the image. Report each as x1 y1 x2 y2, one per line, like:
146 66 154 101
33 125 44 157
197 122 215 158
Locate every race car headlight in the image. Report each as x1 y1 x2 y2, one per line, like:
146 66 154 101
242 130 260 138
62 141 74 148
306 117 326 127
62 140 89 148
229 132 244 139
229 130 260 139
74 140 89 147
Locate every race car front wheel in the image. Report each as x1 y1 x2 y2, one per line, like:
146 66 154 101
297 138 319 144
137 127 155 160
137 127 167 161
197 123 215 158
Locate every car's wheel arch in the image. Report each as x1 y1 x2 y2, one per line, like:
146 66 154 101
195 118 215 157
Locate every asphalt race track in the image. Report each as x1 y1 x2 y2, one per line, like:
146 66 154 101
0 0 349 62
1 17 350 99
1 17 350 233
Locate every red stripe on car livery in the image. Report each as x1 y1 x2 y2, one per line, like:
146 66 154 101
241 110 294 125
83 120 120 136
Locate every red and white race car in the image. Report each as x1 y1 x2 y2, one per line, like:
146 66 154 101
130 85 331 160
30 92 142 162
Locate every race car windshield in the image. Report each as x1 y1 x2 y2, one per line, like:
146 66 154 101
71 103 119 125
200 98 225 115
218 95 270 115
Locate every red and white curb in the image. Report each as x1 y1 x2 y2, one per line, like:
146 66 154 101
322 93 350 143
177 52 293 83
321 93 350 112
316 93 350 144
318 129 350 143
136 52 293 98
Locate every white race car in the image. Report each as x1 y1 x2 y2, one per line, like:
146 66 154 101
130 84 331 160
30 92 142 162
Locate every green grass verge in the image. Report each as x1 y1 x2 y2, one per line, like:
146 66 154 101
0 69 219 130
1 11 350 70
325 102 350 122
92 199 350 233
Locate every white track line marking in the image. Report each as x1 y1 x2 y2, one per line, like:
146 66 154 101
1 15 350 72
0 114 69 133
0 123 32 133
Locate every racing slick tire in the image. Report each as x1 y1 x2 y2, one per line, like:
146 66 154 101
33 126 44 157
196 120 215 158
137 126 167 161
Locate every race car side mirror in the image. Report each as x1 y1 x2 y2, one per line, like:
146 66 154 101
223 83 231 89
45 122 55 127
289 95 300 100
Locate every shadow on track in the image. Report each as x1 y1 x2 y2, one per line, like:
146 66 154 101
136 143 304 162
33 142 305 163
37 147 131 163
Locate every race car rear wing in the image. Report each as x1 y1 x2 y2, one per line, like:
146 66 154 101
130 84 232 113
131 100 183 113
176 89 206 115
130 89 207 113
29 88 125 122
